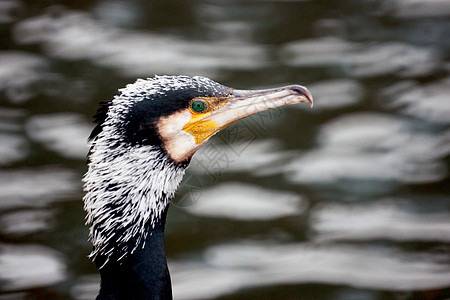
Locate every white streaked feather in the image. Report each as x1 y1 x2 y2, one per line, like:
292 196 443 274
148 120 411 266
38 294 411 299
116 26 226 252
83 75 219 262
84 139 185 258
83 140 186 261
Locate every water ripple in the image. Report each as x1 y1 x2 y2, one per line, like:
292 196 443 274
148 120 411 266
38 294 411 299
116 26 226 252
0 167 80 209
0 209 55 236
0 244 67 291
26 113 92 160
311 197 450 242
13 8 269 77
281 37 441 78
185 182 306 221
0 51 49 103
0 133 28 166
169 241 450 300
285 113 449 196
380 78 450 125
302 79 364 111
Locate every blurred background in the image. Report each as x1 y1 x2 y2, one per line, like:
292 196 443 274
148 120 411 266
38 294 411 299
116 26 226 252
0 0 449 299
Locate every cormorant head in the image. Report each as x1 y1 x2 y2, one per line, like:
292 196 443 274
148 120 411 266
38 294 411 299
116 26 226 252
90 75 312 164
84 75 312 263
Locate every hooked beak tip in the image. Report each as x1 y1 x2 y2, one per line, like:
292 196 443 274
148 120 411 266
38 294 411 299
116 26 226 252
289 85 313 108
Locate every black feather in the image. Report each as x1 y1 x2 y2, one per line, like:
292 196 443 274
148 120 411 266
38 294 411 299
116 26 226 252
89 100 113 141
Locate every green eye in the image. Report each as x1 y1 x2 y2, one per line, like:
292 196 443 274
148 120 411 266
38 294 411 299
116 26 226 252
191 100 206 113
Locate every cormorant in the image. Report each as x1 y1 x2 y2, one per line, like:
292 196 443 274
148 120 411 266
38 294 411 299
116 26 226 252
83 75 313 300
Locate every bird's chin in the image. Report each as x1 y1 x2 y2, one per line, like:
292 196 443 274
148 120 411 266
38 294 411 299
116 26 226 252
164 133 205 164
156 109 206 163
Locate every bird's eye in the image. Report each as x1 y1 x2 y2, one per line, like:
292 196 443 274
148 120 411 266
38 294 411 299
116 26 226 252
191 100 206 113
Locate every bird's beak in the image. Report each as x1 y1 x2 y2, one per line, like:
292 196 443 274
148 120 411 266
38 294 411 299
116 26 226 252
184 85 313 145
214 85 313 130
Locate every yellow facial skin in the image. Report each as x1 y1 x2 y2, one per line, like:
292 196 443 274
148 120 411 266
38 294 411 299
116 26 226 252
182 96 230 144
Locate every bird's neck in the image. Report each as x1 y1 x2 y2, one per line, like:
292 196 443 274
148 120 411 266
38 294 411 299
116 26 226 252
84 143 188 299
84 143 187 260
96 206 172 300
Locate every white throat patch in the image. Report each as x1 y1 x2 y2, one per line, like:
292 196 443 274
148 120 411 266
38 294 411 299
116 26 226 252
156 109 202 163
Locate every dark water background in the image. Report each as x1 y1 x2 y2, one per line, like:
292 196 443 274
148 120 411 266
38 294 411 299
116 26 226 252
1 0 449 299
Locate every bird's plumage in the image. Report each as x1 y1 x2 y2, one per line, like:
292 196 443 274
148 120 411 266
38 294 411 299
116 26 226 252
83 75 312 299
84 76 229 263
95 207 172 300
